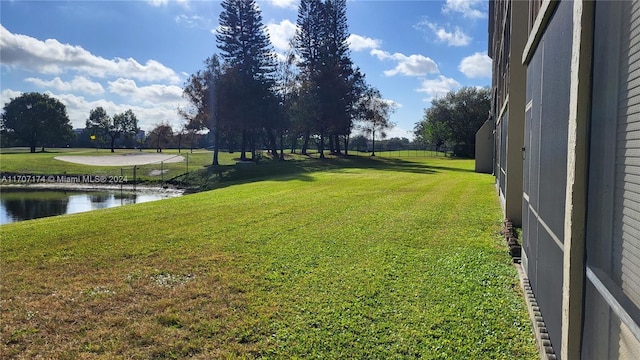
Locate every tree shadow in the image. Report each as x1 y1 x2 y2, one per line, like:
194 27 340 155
332 156 476 175
175 155 477 193
1 149 84 155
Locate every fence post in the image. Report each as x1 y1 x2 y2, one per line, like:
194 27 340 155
161 161 164 184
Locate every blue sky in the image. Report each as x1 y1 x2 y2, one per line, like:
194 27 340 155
0 0 490 139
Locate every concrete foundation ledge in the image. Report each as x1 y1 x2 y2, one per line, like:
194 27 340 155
502 218 557 360
516 264 558 360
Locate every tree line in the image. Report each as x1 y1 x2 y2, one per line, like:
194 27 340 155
181 0 394 165
0 86 490 157
0 92 142 153
1 0 490 158
0 91 187 153
413 87 491 158
1 0 394 156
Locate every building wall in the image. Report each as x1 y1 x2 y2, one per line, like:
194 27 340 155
475 119 494 173
522 2 573 356
582 1 640 358
489 0 527 226
494 1 640 359
490 0 509 211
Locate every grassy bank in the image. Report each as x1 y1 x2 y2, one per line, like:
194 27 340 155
0 157 537 359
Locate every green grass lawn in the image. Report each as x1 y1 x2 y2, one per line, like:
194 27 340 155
0 156 538 359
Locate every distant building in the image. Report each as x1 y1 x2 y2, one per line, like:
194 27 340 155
488 1 640 359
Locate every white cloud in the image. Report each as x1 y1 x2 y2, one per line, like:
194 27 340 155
0 25 181 84
459 52 492 78
266 19 297 51
0 25 188 132
269 0 297 9
147 0 169 6
442 0 486 19
347 34 381 52
357 124 414 140
175 14 211 29
46 91 184 131
382 98 403 109
25 76 105 95
147 0 189 8
108 78 139 96
0 84 187 131
212 25 225 36
385 126 415 141
1 89 24 108
108 78 184 106
371 49 439 77
417 75 461 101
419 22 471 47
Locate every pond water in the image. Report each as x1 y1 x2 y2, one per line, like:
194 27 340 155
0 189 180 225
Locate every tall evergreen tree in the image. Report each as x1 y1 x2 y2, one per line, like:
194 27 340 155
294 0 323 156
216 0 276 161
321 0 361 155
294 0 362 158
217 0 275 79
295 0 323 74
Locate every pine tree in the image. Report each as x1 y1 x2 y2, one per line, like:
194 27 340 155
294 0 323 155
294 0 362 158
295 0 323 74
216 0 276 161
217 0 275 79
321 0 363 155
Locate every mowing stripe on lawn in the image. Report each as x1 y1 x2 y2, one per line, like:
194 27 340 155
0 157 537 359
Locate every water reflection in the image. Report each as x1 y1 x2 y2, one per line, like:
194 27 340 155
0 189 178 225
89 193 110 205
2 191 70 222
